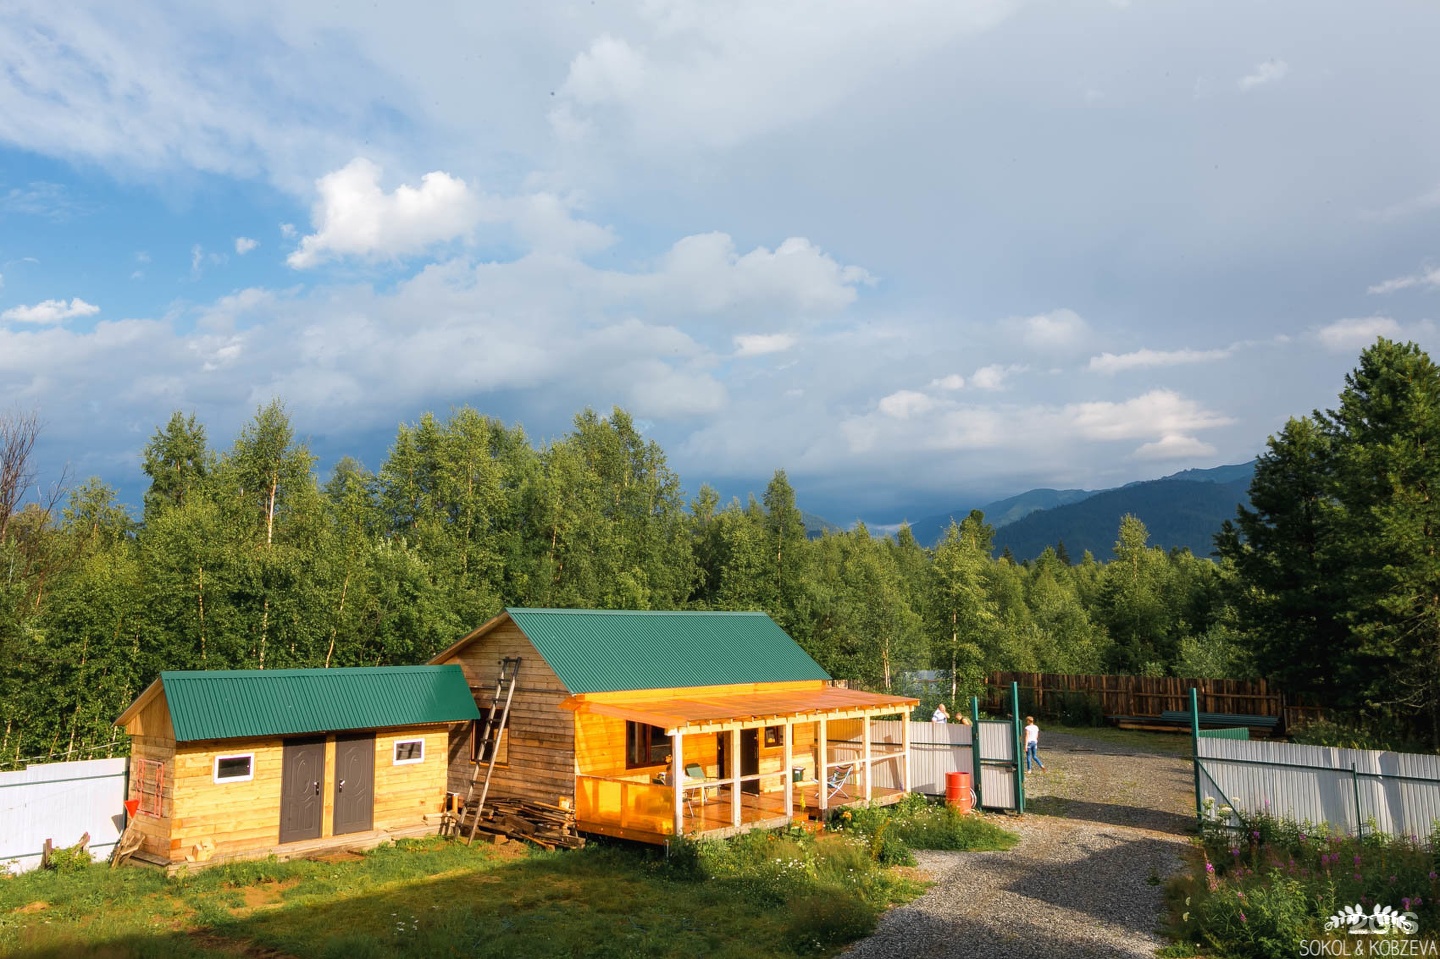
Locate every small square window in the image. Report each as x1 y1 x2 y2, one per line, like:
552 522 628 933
213 753 254 783
763 725 783 748
394 739 425 765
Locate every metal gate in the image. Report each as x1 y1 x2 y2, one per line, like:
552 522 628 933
971 682 1024 812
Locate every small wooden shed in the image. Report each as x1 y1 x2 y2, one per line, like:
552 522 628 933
432 608 918 845
115 665 480 868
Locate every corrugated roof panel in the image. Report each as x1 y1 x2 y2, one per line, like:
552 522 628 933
161 665 480 742
505 608 831 693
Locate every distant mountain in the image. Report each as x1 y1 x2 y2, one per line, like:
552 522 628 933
992 472 1254 561
907 488 1093 546
802 511 844 539
1128 461 1256 487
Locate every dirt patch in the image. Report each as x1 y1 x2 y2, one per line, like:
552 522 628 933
15 901 48 914
306 850 364 864
238 878 300 911
1022 729 1195 833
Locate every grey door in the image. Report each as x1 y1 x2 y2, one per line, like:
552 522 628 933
279 736 326 844
332 733 375 835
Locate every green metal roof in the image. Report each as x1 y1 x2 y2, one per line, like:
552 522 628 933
504 608 831 694
160 665 480 742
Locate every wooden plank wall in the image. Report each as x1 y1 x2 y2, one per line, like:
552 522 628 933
983 671 1286 720
573 713 819 788
438 620 576 807
163 726 450 863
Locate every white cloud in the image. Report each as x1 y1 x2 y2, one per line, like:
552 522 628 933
930 374 965 390
1132 434 1218 461
1088 347 1232 374
1368 266 1440 295
1238 59 1289 90
550 1 1022 150
971 363 1025 390
288 158 482 268
1067 389 1233 441
1317 316 1402 352
878 390 936 420
235 236 259 255
639 233 871 316
734 333 797 356
1 297 99 324
1011 308 1089 352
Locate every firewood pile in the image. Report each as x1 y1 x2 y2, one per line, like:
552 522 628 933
460 797 585 850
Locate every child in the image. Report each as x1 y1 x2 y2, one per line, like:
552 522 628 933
1024 716 1045 772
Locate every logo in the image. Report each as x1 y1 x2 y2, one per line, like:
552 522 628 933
1325 904 1421 936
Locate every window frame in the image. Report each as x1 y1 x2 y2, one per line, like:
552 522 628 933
212 752 255 784
624 721 672 769
763 725 783 748
393 738 426 765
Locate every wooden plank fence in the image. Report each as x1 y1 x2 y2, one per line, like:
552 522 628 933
983 671 1324 731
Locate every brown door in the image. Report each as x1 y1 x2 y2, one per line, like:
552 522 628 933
719 730 762 795
279 737 326 844
332 733 375 835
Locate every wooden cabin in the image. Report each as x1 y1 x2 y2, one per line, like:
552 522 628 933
432 608 919 845
115 666 480 868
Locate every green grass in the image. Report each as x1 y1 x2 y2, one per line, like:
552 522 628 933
1046 723 1196 757
1165 811 1440 957
0 823 971 959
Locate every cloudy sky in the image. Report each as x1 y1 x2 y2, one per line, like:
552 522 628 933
2 1 1438 524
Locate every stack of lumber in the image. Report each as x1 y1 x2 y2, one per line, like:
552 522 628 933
464 798 585 850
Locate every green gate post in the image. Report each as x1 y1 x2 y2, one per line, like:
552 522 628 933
971 695 982 811
1191 687 1202 828
1012 681 1024 814
1351 764 1364 838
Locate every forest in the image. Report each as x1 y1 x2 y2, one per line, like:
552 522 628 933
1 337 1436 766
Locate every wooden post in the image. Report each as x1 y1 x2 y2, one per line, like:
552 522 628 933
782 721 794 820
862 714 873 801
729 727 741 828
900 710 911 795
672 733 685 837
818 717 829 812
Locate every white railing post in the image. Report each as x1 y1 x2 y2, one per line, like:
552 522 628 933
863 714 873 801
730 727 742 828
782 721 794 819
672 733 684 837
818 717 829 812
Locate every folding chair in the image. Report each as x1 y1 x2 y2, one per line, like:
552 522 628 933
682 763 713 818
825 763 854 803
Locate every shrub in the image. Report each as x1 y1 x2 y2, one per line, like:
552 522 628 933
45 839 93 873
784 889 879 954
1174 809 1440 957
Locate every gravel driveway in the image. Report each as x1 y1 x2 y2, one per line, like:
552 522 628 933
841 730 1195 959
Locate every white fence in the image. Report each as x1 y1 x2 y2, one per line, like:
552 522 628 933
1197 737 1440 839
0 758 128 874
840 720 1019 811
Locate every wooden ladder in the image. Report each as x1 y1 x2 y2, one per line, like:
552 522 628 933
461 656 522 843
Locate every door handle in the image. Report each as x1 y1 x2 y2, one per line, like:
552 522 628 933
314 781 320 796
339 779 345 792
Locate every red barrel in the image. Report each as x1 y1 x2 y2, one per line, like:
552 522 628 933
945 771 973 813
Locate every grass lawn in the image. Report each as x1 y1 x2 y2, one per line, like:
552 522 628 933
1 807 1016 959
1046 723 1195 758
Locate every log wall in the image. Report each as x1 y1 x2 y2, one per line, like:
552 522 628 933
437 619 576 807
136 725 449 864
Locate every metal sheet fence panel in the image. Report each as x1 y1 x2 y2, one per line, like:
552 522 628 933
1197 738 1440 839
0 758 128 874
978 720 1017 810
889 721 971 795
826 721 971 794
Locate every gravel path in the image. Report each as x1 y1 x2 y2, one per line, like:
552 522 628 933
840 730 1195 959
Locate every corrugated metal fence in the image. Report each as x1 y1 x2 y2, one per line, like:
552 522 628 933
850 720 1018 811
0 758 128 874
1197 738 1440 838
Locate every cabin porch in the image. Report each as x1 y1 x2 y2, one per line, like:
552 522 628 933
563 683 919 846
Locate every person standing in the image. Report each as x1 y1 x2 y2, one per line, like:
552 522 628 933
932 702 950 723
1024 716 1045 772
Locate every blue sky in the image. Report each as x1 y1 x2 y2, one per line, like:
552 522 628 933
2 1 1439 524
